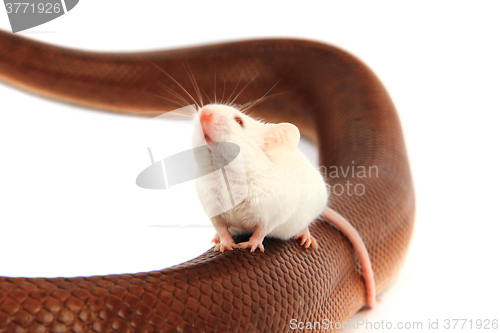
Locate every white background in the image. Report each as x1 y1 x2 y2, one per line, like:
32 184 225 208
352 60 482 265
1 1 499 332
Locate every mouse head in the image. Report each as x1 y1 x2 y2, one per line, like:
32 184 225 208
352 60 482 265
193 104 300 158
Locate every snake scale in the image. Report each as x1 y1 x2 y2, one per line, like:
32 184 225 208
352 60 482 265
0 30 415 333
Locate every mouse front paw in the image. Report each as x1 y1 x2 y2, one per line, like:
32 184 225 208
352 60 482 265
237 240 265 253
212 233 220 244
214 241 237 252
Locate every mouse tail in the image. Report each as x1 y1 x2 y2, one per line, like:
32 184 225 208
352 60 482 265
321 206 377 309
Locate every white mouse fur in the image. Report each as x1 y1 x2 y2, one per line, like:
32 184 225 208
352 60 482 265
192 104 327 251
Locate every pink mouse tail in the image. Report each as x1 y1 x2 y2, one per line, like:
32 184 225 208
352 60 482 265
321 206 377 309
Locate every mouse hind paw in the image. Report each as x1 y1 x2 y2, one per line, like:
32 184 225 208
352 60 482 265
293 227 317 249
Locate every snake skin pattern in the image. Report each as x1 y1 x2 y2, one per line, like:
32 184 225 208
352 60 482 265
0 30 415 332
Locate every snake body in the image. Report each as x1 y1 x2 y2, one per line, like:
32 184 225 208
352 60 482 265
0 30 415 332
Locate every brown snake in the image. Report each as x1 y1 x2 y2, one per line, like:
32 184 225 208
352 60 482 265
0 30 415 332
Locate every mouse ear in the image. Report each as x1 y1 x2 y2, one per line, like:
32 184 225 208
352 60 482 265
263 123 300 156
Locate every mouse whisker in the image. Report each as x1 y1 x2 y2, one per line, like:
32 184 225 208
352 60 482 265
164 111 196 119
230 73 258 106
151 62 201 109
220 79 226 105
182 62 204 107
225 72 243 106
213 69 217 104
202 89 213 104
240 90 292 113
241 79 281 113
156 80 190 107
154 95 188 109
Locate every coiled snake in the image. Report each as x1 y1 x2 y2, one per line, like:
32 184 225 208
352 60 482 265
0 30 415 332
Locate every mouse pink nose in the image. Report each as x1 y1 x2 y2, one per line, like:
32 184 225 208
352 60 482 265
200 109 213 124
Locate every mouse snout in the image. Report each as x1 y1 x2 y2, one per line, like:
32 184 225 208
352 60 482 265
199 108 218 143
199 109 214 125
198 105 234 143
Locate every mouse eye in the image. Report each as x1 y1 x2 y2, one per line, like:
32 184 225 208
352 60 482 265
234 117 244 128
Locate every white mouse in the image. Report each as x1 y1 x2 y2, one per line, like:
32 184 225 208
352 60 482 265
192 104 327 251
192 103 376 308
